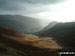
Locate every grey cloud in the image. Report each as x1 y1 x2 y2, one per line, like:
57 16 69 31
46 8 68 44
0 0 67 15
20 0 65 4
0 0 24 11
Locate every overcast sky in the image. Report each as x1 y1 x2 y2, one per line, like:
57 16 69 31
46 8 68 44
0 0 75 24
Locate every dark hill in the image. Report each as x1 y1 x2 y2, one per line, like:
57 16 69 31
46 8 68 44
0 15 43 34
38 22 75 50
35 21 58 35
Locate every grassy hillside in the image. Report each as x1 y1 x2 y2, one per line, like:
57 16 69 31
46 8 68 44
0 27 62 56
38 22 75 50
0 15 43 33
0 43 27 56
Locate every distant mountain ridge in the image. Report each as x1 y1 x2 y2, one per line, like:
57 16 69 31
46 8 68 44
0 15 43 34
38 22 75 36
35 21 58 35
38 22 75 49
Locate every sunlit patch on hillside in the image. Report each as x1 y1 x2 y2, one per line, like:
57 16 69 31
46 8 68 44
0 27 63 56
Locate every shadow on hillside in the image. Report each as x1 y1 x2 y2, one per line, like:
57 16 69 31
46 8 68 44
0 27 63 56
50 32 75 51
